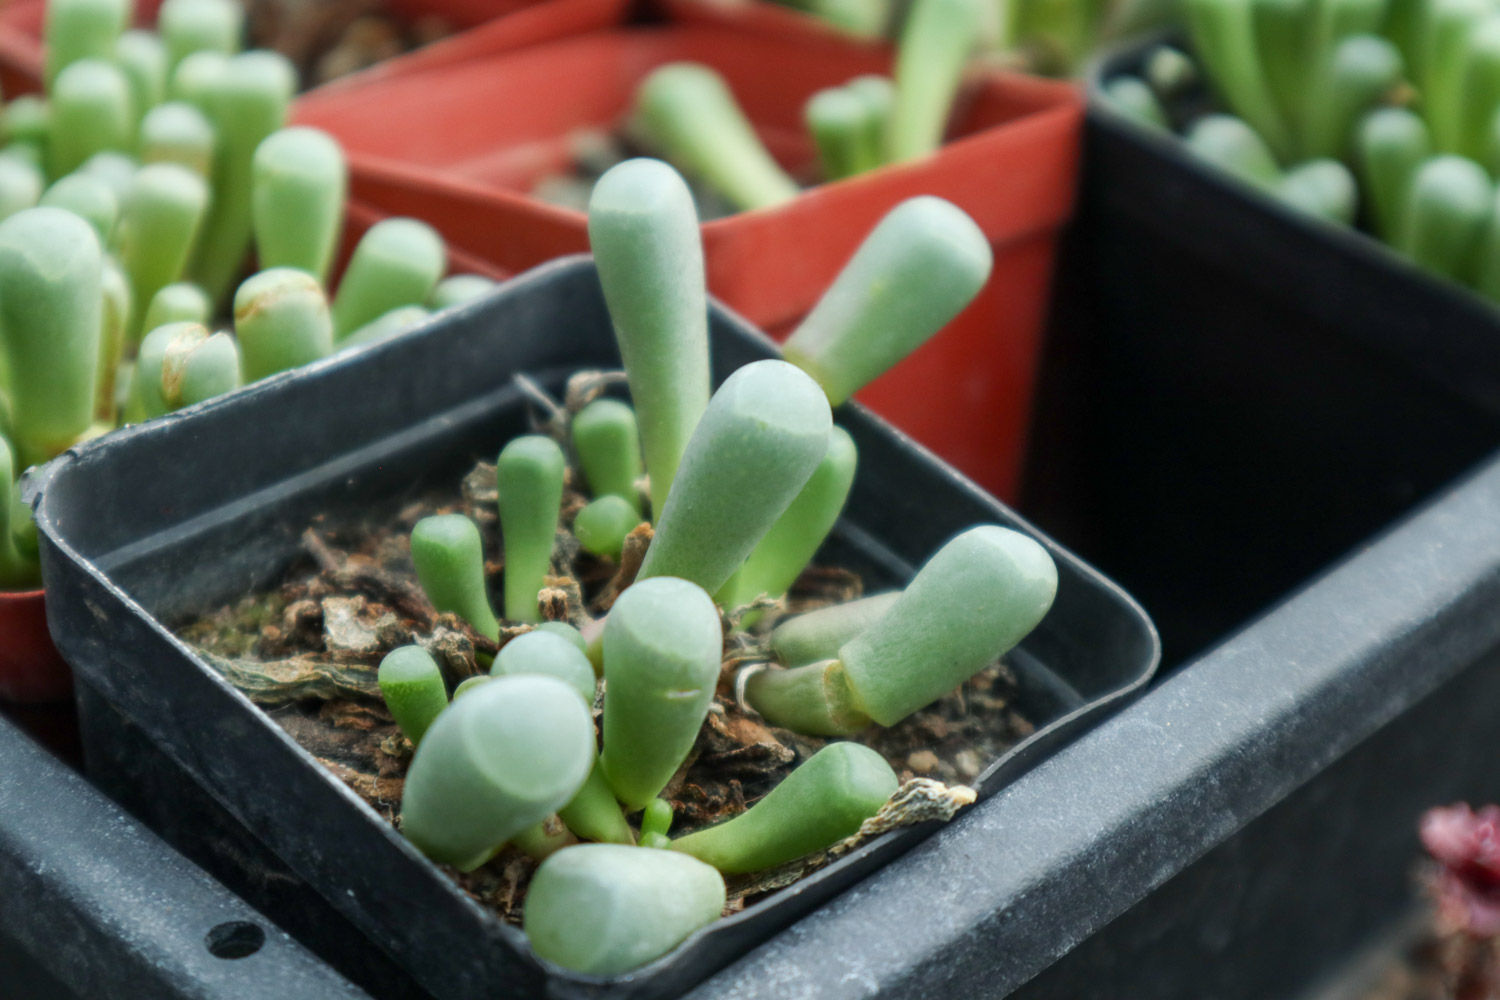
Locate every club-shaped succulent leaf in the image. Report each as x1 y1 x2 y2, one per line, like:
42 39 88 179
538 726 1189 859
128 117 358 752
428 274 496 310
533 620 588 654
1299 35 1402 161
633 63 798 212
600 577 722 810
139 101 215 175
807 87 866 181
158 325 241 410
846 74 893 166
377 644 448 747
558 759 634 846
587 159 709 518
748 526 1057 733
45 0 129 90
41 173 118 243
671 742 897 873
1397 155 1493 281
338 305 430 348
1358 108 1431 241
783 197 991 407
512 817 577 861
128 321 190 420
452 674 493 699
636 360 832 595
50 59 135 178
571 397 643 514
233 268 334 382
573 495 638 560
143 281 211 331
159 0 245 74
0 207 102 466
0 158 44 222
1276 159 1357 224
81 150 139 202
523 844 726 975
497 434 566 623
330 217 445 340
410 513 500 642
719 425 856 614
3 97 51 160
400 675 595 871
1183 0 1292 158
96 257 130 421
169 50 228 110
769 590 900 667
1421 0 1489 152
252 127 347 284
640 798 674 848
1103 75 1169 130
0 438 40 590
887 0 982 161
492 630 596 703
1183 113 1283 190
114 30 168 131
119 163 210 343
191 50 297 304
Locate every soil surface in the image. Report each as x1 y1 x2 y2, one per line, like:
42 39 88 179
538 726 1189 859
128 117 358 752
244 0 457 89
177 378 1035 925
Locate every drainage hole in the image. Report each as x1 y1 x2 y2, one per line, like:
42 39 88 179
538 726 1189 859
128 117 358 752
205 921 266 959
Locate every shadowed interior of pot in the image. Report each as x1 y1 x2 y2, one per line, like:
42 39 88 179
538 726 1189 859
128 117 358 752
35 258 1156 1000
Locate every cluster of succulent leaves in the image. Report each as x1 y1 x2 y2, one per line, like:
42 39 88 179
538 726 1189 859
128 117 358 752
1107 0 1500 300
628 0 986 212
757 0 1174 77
375 157 1058 976
0 0 496 590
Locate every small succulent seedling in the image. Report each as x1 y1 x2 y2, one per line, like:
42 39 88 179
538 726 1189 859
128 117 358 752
1357 108 1432 241
44 0 130 90
0 207 102 467
142 281 211 332
330 218 446 340
191 50 297 303
1396 156 1493 281
138 101 215 175
170 49 228 110
0 439 40 590
115 30 168 128
377 645 448 747
400 675 595 871
633 63 798 212
50 60 135 178
232 268 334 383
600 576 723 810
533 620 588 654
339 305 431 348
770 590 901 667
39 172 117 244
428 274 496 310
1102 76 1169 131
158 0 244 75
636 360 832 596
497 434 566 623
80 150 138 201
523 844 726 975
492 630 596 703
0 158 43 222
573 495 638 560
806 87 872 181
451 674 492 699
252 127 347 284
747 526 1057 735
156 324 242 411
671 742 897 873
410 513 500 642
587 159 709 517
888 0 983 161
719 425 857 615
1299 36 1402 161
118 162 210 342
4 96 52 153
571 397 643 514
511 818 576 861
1183 114 1282 191
639 798 674 850
782 197 992 407
1276 160 1357 224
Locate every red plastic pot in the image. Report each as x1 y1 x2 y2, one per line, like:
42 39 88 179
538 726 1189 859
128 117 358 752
0 589 70 703
292 24 1083 500
0 0 625 96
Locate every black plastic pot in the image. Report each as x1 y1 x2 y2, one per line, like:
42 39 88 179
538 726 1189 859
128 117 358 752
31 257 1160 1000
0 711 370 1000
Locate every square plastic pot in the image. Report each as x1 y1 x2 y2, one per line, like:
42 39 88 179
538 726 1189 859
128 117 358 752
291 21 1084 502
32 256 1158 1000
0 711 370 1000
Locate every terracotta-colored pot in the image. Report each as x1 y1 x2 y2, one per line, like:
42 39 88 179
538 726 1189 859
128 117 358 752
293 23 1083 500
0 588 70 703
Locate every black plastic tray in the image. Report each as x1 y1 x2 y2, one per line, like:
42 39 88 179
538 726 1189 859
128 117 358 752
31 257 1160 1000
0 711 369 1000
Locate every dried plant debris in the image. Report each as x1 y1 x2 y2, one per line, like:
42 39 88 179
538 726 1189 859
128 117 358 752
178 452 1033 927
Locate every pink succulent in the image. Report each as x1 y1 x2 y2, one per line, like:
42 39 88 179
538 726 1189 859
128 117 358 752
1422 804 1500 937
